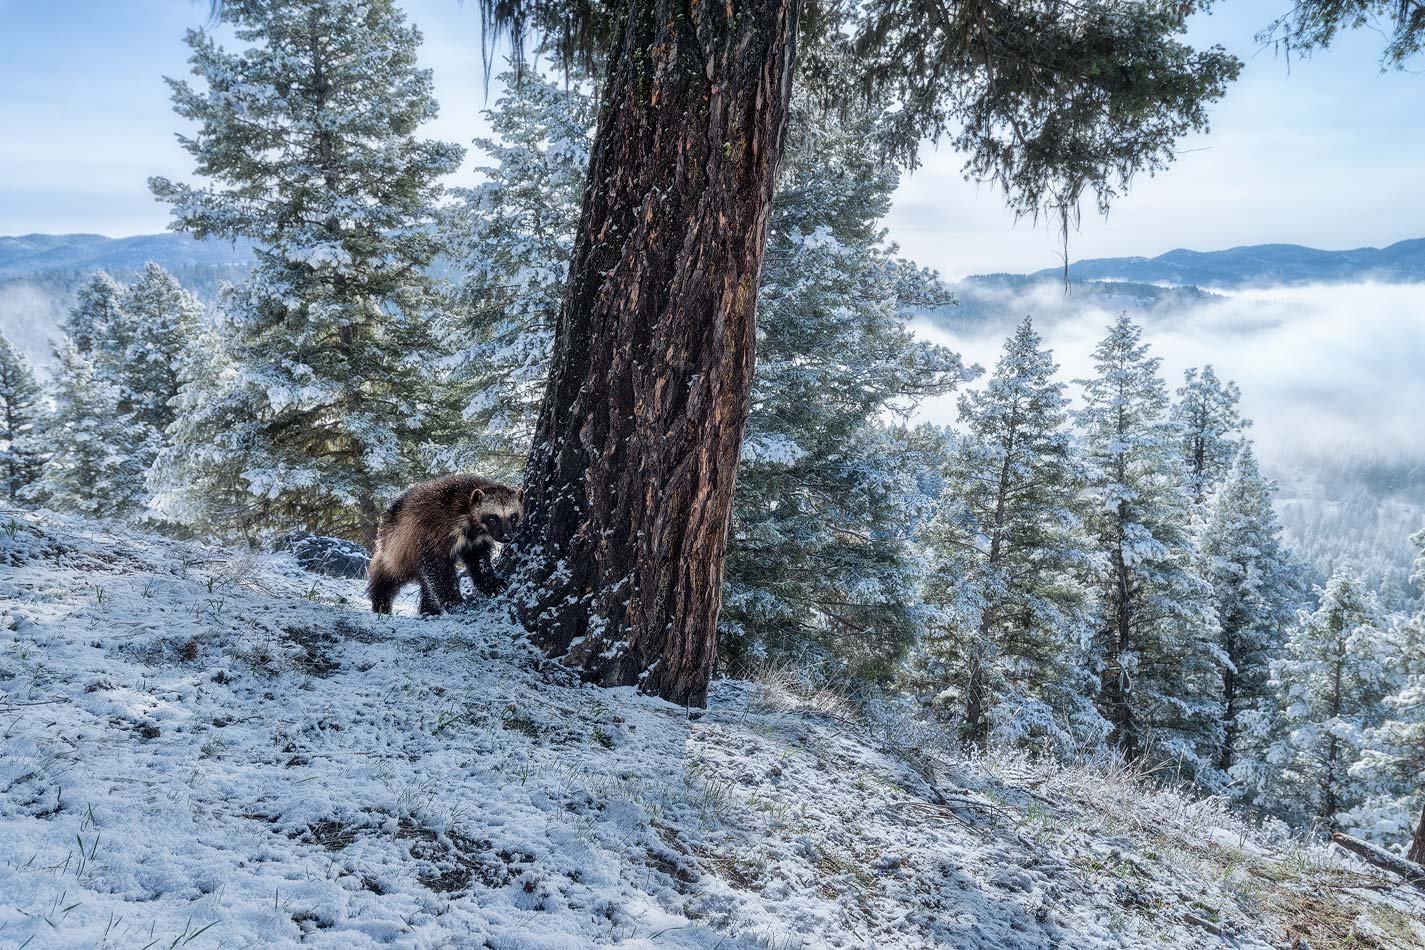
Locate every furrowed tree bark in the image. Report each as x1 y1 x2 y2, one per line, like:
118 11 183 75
509 0 799 706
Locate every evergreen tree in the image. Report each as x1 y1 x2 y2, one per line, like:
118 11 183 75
439 72 594 479
1263 567 1395 829
1077 315 1223 775
30 340 147 518
1173 365 1249 504
116 263 203 435
151 0 464 542
914 318 1103 752
1200 445 1300 775
1343 530 1425 853
63 271 128 357
719 98 968 681
0 332 45 500
482 0 1240 706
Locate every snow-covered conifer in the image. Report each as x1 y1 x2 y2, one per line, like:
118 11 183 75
1077 315 1223 775
439 72 594 478
1173 365 1249 504
30 340 147 517
150 0 464 541
63 271 128 357
1263 567 1395 828
116 263 203 434
0 332 45 500
718 98 969 679
913 318 1103 751
1342 530 1425 852
1200 445 1301 775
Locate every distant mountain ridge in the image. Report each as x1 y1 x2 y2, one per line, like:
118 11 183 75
1027 238 1425 287
0 232 253 280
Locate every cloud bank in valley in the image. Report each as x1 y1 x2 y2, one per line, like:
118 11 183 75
912 280 1425 488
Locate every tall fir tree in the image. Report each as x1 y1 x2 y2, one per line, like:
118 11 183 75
63 271 128 357
1262 567 1396 829
116 263 204 435
439 72 594 480
913 318 1103 752
719 97 968 681
1200 445 1301 776
151 0 464 542
1173 365 1249 505
0 332 45 501
481 0 1240 707
1343 529 1425 855
1077 315 1223 776
30 340 147 518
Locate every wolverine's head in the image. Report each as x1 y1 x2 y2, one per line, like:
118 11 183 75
467 485 523 543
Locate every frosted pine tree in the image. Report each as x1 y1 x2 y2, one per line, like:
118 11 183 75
63 271 128 357
719 98 969 680
915 318 1103 751
1261 567 1395 829
0 332 45 500
1200 445 1301 775
1077 315 1223 775
116 263 203 435
30 340 147 518
150 0 463 542
439 72 594 478
1343 530 1425 854
1173 365 1249 504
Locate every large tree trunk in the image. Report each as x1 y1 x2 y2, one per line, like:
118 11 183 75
509 0 799 706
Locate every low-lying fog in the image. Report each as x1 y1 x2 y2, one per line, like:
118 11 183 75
913 280 1425 496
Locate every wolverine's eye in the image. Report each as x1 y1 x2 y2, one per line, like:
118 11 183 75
481 515 500 531
510 513 520 526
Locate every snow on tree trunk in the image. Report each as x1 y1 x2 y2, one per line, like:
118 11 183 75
511 0 798 706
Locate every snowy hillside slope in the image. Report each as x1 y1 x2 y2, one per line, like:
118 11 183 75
3 511 1424 949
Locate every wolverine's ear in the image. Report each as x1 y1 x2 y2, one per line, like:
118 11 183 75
470 489 485 508
516 489 524 505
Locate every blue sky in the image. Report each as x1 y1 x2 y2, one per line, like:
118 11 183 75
1 0 1421 277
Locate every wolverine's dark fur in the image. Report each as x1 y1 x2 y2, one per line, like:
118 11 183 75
366 474 523 616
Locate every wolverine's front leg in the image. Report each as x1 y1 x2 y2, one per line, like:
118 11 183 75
418 546 462 614
460 542 504 598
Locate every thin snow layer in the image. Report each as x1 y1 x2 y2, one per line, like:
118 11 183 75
3 512 1424 949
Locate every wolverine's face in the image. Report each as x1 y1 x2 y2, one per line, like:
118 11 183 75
468 488 523 543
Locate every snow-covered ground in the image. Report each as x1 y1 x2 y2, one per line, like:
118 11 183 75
3 509 1423 949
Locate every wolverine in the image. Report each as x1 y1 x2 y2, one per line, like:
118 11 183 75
367 474 523 615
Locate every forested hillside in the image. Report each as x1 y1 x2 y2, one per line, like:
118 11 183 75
4 512 1423 948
